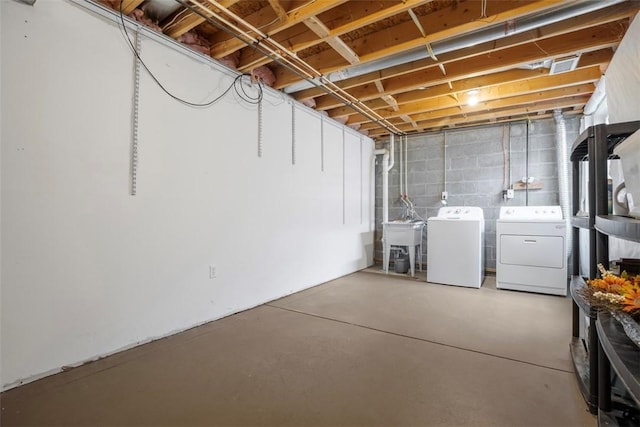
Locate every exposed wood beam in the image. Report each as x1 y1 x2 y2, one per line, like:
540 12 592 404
367 97 589 136
399 114 418 129
327 68 553 118
274 0 573 88
352 82 596 125
372 79 398 111
267 0 287 22
344 66 602 124
408 9 426 38
367 108 585 137
238 0 436 70
285 2 635 96
303 17 359 65
209 0 349 58
121 0 144 15
311 23 623 111
381 95 399 112
162 0 241 38
363 91 591 132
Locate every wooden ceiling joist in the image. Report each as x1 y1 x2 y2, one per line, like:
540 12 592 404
120 0 145 15
304 16 360 65
363 93 591 134
367 106 586 137
327 67 553 118
97 0 636 137
267 0 287 23
162 0 241 38
366 96 589 136
352 82 596 125
237 0 437 71
209 0 349 58
274 0 572 88
311 22 623 111
289 2 635 99
345 66 602 124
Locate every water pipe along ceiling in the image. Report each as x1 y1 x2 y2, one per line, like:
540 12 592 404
97 0 639 139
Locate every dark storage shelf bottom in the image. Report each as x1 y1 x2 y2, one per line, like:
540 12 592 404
571 336 597 414
598 394 640 427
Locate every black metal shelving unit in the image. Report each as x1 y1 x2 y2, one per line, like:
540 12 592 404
569 121 640 416
595 201 640 425
596 312 639 426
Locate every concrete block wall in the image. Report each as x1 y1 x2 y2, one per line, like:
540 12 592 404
375 116 580 271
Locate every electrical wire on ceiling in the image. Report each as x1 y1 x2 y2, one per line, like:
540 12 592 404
172 0 404 136
117 1 263 107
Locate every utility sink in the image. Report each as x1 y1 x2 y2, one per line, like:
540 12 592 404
383 220 425 276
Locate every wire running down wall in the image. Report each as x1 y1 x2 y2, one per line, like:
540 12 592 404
0 0 374 390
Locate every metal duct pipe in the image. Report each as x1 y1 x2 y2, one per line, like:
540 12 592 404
554 109 573 261
285 0 625 94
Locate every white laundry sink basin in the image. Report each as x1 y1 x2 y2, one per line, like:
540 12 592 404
382 221 425 276
383 221 425 246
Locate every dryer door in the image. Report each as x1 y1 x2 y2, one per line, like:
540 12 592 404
500 235 565 268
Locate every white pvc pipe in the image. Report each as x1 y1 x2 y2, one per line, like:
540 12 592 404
387 134 395 172
398 135 404 199
376 134 396 225
375 149 390 224
443 131 448 192
382 152 390 224
404 135 408 197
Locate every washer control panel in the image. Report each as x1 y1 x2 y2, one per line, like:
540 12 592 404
499 206 562 219
436 206 484 219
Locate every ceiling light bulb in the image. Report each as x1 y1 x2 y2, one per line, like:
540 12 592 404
467 89 479 106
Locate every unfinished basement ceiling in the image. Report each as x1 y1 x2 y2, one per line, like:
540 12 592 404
98 0 639 138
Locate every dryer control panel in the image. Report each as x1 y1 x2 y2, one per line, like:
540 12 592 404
499 206 562 220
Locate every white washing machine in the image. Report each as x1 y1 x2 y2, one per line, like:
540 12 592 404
496 206 568 296
427 206 485 288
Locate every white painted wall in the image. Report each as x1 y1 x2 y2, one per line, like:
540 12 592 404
0 1 375 390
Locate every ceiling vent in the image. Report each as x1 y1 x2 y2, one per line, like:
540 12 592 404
549 56 580 75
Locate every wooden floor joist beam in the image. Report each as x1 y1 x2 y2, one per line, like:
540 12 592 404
310 23 623 111
346 68 601 125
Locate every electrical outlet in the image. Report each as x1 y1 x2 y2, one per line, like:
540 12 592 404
506 189 514 199
209 265 217 279
441 191 448 200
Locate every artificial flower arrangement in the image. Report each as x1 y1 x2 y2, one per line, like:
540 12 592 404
582 264 640 319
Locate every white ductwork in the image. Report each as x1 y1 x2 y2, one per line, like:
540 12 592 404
285 0 625 94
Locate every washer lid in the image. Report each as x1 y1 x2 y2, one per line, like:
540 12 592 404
432 206 484 220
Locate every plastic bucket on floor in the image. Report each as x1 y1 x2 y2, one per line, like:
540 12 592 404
394 257 409 274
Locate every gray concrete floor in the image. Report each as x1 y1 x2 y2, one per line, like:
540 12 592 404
1 270 595 426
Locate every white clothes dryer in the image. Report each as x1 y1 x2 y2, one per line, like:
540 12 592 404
496 206 568 296
427 206 485 288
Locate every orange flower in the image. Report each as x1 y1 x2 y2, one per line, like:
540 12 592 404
588 276 631 294
604 275 632 293
621 287 640 313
